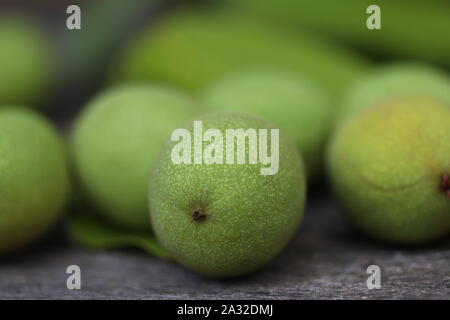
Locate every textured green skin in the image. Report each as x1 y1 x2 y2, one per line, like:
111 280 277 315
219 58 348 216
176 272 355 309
112 8 368 98
328 97 450 244
0 108 70 255
0 15 54 106
203 69 331 179
150 112 306 277
72 85 199 230
337 63 450 123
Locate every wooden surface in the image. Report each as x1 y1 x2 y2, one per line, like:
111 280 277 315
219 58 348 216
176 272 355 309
0 194 449 300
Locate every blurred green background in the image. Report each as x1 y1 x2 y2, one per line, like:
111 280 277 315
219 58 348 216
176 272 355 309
0 0 448 121
0 0 449 255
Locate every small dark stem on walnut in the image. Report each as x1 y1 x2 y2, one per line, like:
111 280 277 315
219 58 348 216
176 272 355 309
192 210 207 222
440 174 450 198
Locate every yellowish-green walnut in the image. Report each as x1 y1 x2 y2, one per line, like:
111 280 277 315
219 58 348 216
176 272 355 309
71 85 199 230
328 96 450 244
150 112 306 277
203 69 331 179
0 14 55 107
0 107 70 255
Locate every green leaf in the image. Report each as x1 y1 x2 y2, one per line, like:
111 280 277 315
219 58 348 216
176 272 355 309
67 211 171 260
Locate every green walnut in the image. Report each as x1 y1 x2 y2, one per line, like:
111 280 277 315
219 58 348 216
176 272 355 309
328 96 450 244
0 14 55 106
0 107 70 255
203 69 331 179
337 63 450 123
71 85 199 230
150 112 306 277
112 8 368 98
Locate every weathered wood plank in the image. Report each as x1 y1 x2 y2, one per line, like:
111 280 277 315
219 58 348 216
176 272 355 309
0 195 449 299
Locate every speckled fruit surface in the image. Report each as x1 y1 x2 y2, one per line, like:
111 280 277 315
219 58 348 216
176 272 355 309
204 69 331 179
328 96 450 244
71 85 199 230
0 108 70 255
150 112 306 277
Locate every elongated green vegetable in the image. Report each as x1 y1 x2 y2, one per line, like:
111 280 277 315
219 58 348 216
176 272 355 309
227 0 450 67
112 8 369 97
